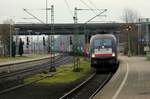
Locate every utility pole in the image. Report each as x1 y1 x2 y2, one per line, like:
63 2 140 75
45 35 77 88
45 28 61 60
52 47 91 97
49 5 56 72
75 8 107 44
72 8 107 71
73 8 107 51
48 5 54 53
73 7 78 24
73 7 78 50
73 7 80 72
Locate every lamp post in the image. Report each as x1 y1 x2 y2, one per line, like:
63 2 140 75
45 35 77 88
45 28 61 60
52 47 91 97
35 32 40 54
9 24 13 57
15 28 19 55
128 32 131 57
27 30 32 54
137 23 141 55
42 34 46 54
146 19 150 55
126 25 132 57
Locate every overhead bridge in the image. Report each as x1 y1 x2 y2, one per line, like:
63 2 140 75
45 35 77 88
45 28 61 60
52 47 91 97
14 23 123 35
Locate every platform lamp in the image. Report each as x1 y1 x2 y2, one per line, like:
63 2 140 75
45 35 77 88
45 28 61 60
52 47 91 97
27 30 32 54
145 19 150 56
35 32 40 54
15 28 19 55
126 25 132 57
9 23 14 57
42 34 46 54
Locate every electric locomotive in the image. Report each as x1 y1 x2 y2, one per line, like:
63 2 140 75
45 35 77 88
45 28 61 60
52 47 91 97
90 34 118 71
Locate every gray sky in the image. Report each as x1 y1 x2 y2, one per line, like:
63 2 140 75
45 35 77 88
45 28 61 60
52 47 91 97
0 0 149 24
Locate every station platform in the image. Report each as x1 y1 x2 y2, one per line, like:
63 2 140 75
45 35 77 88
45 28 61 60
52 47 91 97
93 56 150 99
0 54 51 67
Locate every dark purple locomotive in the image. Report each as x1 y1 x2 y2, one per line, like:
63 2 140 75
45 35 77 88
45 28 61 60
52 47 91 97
90 34 118 71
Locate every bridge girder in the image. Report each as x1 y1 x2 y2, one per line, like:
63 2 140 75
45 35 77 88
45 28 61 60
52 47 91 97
14 23 122 35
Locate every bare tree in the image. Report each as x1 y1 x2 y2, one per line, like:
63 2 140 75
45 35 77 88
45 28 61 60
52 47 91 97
122 8 140 55
123 8 139 23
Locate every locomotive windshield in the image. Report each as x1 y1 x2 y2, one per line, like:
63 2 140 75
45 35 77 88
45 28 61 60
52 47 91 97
94 39 112 47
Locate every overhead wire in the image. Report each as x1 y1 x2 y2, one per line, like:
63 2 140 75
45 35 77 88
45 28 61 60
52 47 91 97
87 0 98 10
78 0 93 10
87 0 107 18
78 0 98 22
87 0 107 15
78 0 105 15
78 0 107 22
64 0 74 18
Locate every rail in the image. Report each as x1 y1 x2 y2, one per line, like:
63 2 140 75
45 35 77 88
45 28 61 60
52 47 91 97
0 53 59 68
59 72 96 99
0 54 60 74
59 71 112 99
0 55 73 95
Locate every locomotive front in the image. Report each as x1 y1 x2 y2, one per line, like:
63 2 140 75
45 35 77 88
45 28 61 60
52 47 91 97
90 34 118 71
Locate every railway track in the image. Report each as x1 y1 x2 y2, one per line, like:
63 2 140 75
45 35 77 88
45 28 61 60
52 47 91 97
59 71 113 99
0 55 73 94
0 55 71 80
0 54 60 75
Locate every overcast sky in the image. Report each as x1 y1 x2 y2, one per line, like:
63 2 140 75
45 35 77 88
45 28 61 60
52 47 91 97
0 0 149 24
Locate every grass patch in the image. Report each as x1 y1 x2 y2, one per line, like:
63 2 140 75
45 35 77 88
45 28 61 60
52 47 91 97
24 57 91 85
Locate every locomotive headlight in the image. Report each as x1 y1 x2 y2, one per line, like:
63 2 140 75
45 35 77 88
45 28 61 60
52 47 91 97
92 53 95 58
112 53 115 57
